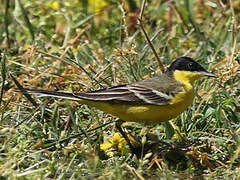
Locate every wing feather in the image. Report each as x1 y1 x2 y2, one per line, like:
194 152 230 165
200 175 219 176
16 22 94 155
73 84 178 105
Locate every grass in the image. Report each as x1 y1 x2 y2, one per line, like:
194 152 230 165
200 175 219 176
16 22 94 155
0 0 240 179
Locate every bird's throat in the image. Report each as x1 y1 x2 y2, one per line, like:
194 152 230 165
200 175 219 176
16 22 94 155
173 70 202 86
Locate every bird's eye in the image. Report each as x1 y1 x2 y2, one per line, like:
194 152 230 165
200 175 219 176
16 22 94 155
188 63 193 69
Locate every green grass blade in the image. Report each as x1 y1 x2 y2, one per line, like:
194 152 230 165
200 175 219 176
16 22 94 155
184 0 205 41
4 0 10 48
16 0 35 40
73 14 94 29
43 120 115 148
10 73 38 107
0 52 6 107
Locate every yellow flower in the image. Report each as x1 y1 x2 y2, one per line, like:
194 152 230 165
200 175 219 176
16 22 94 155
100 133 130 157
46 1 60 10
88 0 108 14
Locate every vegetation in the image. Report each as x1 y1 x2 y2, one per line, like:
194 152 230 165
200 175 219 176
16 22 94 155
0 0 239 179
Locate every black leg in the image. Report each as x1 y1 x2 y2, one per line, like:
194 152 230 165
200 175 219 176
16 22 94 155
116 120 141 156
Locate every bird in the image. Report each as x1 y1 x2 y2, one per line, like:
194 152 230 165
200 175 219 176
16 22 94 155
20 56 217 154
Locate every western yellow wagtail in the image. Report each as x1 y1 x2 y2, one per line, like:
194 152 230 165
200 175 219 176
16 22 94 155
21 56 217 153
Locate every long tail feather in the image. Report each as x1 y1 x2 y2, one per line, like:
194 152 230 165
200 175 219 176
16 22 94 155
21 88 81 101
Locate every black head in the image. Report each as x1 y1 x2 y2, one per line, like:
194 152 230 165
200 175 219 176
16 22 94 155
167 57 217 77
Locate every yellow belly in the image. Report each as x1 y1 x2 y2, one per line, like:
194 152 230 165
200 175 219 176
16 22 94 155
81 87 194 125
79 70 201 124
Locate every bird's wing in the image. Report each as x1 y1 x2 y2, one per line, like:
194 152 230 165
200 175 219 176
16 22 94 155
73 82 183 105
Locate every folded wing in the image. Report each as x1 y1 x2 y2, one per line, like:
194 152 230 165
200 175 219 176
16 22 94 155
22 83 182 106
73 84 174 105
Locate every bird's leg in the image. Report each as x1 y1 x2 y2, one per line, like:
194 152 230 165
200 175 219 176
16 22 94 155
116 120 141 156
139 126 149 157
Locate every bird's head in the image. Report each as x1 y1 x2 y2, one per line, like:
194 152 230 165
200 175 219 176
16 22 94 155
167 56 217 84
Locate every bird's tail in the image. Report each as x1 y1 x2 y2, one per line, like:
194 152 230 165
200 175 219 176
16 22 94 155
20 88 81 101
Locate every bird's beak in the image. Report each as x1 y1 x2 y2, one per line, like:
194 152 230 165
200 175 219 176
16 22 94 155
199 71 218 78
